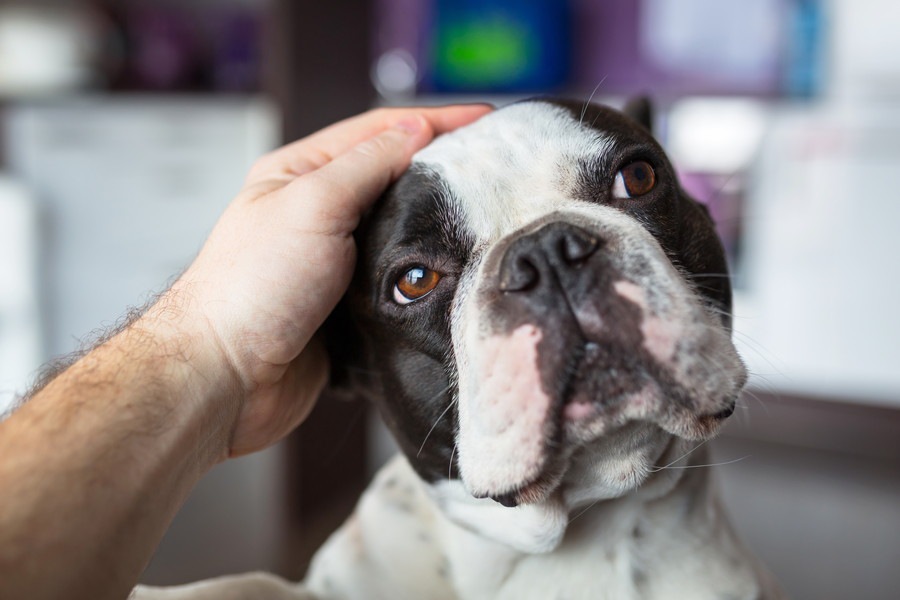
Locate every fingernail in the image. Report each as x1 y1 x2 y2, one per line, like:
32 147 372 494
393 116 425 135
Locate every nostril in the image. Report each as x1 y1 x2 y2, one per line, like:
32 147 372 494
560 231 599 265
500 256 539 292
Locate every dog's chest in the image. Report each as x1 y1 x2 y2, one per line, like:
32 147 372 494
445 510 645 600
306 457 759 600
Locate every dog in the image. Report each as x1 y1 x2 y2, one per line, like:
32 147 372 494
134 99 784 599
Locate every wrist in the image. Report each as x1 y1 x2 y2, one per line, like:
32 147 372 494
131 289 246 466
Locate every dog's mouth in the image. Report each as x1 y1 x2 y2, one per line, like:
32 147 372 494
562 340 652 423
476 330 739 509
479 343 656 508
456 229 746 509
561 339 736 428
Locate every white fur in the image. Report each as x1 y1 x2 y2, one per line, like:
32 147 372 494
429 477 568 555
413 102 613 244
456 324 551 499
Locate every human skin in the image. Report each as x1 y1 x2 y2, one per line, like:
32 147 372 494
0 104 492 600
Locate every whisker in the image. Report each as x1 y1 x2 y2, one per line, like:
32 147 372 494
703 305 738 321
569 446 746 524
580 77 608 126
417 391 456 458
737 387 770 419
653 455 750 470
729 331 788 379
703 171 739 210
568 497 602 524
684 273 734 280
649 439 710 473
448 443 457 483
684 317 786 381
744 373 781 399
321 400 368 468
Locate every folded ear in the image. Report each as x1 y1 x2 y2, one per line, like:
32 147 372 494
320 296 375 402
622 96 654 135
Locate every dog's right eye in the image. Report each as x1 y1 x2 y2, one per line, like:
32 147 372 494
393 266 441 304
612 161 656 198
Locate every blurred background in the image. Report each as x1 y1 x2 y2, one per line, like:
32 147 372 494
0 0 897 597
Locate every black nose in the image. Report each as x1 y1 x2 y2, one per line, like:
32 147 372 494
499 222 600 293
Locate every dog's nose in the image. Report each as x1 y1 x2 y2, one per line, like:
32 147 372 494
499 222 600 292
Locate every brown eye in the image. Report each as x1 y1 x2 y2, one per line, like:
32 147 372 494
394 266 441 304
613 161 656 198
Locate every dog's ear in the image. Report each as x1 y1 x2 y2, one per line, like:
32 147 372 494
320 296 375 402
622 96 654 135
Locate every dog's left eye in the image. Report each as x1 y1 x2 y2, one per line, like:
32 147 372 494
612 161 656 198
393 266 441 304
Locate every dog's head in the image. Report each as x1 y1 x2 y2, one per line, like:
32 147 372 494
328 99 746 552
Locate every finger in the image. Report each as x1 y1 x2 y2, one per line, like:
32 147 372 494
283 114 434 231
301 104 493 153
246 104 492 186
247 104 491 184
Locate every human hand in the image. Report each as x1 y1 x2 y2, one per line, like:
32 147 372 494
157 105 492 458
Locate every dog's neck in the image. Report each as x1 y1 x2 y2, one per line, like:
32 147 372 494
423 430 710 556
376 439 723 600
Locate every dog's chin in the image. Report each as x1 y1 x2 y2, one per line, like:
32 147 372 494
459 308 743 507
479 380 734 509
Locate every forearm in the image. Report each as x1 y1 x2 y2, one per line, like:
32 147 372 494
0 295 240 600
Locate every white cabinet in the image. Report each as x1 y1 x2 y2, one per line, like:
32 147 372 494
0 177 41 413
5 96 278 359
739 103 900 407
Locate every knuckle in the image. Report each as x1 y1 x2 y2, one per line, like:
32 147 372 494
354 139 384 161
253 149 278 168
246 153 276 179
298 147 334 173
355 131 400 161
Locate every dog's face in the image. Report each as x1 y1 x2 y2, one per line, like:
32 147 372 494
334 99 746 551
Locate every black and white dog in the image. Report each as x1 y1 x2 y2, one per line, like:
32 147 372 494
135 99 783 599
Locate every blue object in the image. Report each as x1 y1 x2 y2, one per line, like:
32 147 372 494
425 0 570 93
784 0 824 97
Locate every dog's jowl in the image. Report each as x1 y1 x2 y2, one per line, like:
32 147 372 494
134 100 784 600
